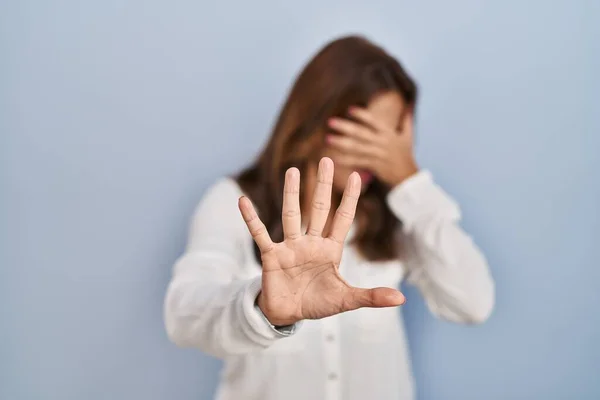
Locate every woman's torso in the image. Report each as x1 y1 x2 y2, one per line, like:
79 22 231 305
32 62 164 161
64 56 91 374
214 178 416 400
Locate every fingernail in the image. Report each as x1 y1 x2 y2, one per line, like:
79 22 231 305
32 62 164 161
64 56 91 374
326 134 334 143
388 292 406 305
328 118 337 126
348 106 358 113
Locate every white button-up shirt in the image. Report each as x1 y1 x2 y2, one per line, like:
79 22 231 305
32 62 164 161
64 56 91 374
164 171 495 400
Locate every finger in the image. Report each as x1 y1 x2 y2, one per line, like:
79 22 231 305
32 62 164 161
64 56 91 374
329 172 360 244
328 117 376 142
327 135 386 159
282 167 302 240
347 106 389 132
306 157 334 237
344 287 406 311
238 196 275 253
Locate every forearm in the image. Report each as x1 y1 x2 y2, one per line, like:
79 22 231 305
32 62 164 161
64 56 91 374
403 221 495 323
164 256 294 358
387 170 495 323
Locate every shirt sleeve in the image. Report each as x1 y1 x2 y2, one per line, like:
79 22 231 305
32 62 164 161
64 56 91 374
386 170 495 324
163 178 299 358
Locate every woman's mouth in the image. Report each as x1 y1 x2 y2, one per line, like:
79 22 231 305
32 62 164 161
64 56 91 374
357 170 373 185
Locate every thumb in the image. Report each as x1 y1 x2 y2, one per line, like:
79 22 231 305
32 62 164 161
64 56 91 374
346 287 406 311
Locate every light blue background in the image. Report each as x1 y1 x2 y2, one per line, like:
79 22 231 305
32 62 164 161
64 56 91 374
1 1 598 399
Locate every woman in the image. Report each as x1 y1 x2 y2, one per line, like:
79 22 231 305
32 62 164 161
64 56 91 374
164 35 494 400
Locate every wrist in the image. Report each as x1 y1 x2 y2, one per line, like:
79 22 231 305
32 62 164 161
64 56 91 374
389 159 419 187
256 291 298 327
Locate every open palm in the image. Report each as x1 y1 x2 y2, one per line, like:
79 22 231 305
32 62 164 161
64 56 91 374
238 157 405 326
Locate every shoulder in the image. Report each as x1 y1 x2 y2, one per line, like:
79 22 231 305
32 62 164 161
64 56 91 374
189 177 246 236
199 176 244 209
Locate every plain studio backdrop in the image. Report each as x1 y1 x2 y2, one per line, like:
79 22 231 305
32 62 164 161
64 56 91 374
1 1 598 399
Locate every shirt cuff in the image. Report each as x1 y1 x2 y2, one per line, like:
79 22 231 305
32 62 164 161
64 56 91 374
386 170 461 233
239 277 300 345
254 297 298 336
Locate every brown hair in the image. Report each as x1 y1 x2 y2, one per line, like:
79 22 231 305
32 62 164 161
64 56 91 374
236 35 418 262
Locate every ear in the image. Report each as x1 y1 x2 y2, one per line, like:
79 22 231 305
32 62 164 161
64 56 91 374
398 107 415 136
396 107 410 132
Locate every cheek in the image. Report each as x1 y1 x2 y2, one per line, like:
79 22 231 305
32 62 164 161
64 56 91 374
323 146 346 167
332 165 352 192
322 148 363 192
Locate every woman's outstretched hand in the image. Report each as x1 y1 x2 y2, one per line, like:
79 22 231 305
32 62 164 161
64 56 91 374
238 157 406 327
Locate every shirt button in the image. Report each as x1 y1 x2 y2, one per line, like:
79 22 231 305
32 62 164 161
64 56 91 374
325 334 335 342
328 372 338 381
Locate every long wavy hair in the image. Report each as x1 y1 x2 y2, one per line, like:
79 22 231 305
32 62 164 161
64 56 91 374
236 35 418 263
